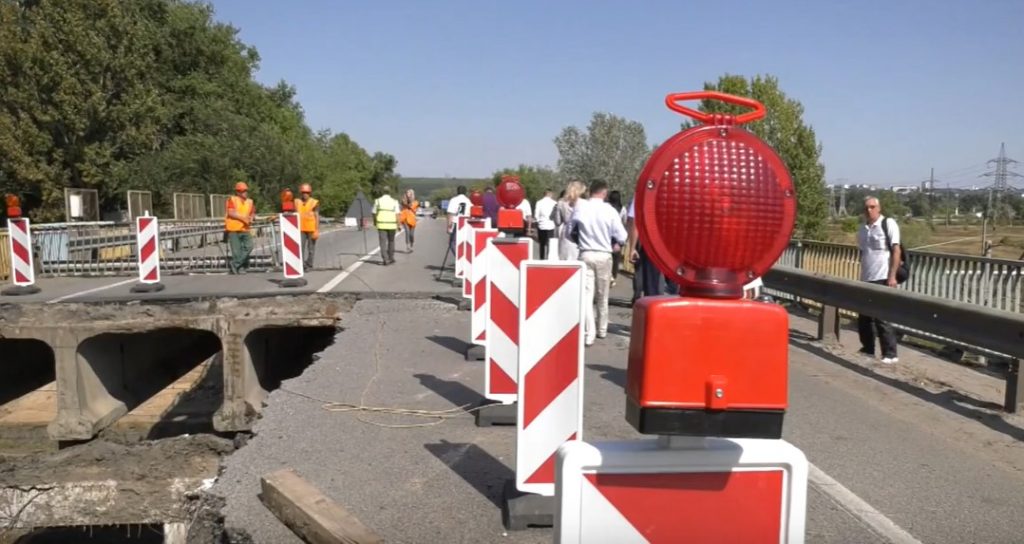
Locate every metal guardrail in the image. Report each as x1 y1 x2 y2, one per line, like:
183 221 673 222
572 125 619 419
763 266 1024 413
32 219 282 276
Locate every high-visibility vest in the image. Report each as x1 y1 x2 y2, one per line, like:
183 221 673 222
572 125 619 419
374 195 398 230
297 197 319 232
225 196 254 232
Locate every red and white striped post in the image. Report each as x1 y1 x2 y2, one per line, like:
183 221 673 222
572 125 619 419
2 217 41 296
554 438 808 543
461 217 490 300
501 260 585 530
455 216 470 282
279 212 307 288
130 215 165 293
476 237 533 427
466 227 499 361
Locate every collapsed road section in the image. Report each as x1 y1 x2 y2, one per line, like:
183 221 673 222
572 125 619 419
0 294 348 541
0 295 346 443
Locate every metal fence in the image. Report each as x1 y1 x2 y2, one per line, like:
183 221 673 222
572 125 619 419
30 219 281 276
174 193 208 220
64 188 100 222
127 190 153 222
777 240 1023 314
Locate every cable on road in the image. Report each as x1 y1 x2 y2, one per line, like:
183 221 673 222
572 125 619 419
280 253 484 429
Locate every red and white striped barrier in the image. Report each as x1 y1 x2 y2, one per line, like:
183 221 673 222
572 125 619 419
130 215 164 292
470 227 500 346
6 218 36 288
279 212 307 288
555 438 808 543
455 216 470 280
516 261 585 496
483 237 533 403
462 217 489 299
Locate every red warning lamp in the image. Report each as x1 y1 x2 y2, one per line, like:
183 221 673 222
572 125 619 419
280 188 295 213
5 194 22 219
469 189 484 218
626 91 795 439
496 175 525 230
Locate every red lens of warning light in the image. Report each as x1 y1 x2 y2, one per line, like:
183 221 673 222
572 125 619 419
5 194 22 218
636 124 795 298
470 190 483 206
497 176 524 209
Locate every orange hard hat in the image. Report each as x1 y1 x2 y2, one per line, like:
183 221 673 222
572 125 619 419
299 183 312 194
235 182 248 192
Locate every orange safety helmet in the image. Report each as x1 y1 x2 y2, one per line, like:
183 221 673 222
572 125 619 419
235 181 249 192
299 183 312 194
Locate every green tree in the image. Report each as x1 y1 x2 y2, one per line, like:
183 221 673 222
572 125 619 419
683 74 830 240
554 112 649 198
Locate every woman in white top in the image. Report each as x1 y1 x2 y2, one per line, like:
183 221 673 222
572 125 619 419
553 180 587 261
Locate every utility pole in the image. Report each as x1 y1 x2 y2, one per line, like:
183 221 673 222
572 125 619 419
981 143 1022 226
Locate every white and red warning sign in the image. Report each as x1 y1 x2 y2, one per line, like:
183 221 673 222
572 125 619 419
516 261 585 496
461 217 490 299
483 237 533 403
455 216 469 279
279 212 303 279
554 438 808 544
6 218 36 287
135 216 161 284
470 227 500 346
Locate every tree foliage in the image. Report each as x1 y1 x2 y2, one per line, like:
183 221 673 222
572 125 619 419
0 0 395 221
554 112 649 198
684 74 829 240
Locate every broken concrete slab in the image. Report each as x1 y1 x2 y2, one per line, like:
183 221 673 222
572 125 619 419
0 295 349 441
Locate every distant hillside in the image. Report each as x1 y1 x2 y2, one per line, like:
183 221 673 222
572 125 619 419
398 177 484 195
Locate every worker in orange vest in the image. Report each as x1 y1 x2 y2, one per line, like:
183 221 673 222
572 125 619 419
296 183 320 270
399 188 419 252
225 182 256 274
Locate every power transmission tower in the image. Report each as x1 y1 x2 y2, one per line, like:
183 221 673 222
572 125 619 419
838 187 847 216
980 143 1022 222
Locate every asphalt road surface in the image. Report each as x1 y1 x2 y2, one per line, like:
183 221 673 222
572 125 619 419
5 219 1022 543
201 220 1021 543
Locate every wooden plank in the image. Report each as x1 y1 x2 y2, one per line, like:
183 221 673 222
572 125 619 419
260 468 384 544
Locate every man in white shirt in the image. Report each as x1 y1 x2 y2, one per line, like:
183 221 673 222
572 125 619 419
533 189 557 259
856 196 901 364
571 180 628 346
446 185 472 252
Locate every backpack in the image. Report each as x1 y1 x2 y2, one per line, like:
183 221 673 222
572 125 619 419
880 216 909 284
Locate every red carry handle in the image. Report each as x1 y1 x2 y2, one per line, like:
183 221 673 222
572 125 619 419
665 91 766 125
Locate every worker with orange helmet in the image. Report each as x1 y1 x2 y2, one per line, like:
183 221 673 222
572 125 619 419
296 183 320 269
225 181 256 274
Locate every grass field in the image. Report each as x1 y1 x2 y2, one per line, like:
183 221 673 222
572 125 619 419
826 218 1024 260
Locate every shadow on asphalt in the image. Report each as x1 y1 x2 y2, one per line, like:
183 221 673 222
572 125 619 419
790 338 1024 442
587 363 626 389
413 373 484 407
423 440 513 509
426 335 470 356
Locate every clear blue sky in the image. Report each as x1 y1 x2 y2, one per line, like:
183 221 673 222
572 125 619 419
209 0 1023 188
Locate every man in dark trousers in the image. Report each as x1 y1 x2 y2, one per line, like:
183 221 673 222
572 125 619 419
856 196 901 364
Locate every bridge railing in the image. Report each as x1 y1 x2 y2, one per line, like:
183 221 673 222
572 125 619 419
763 266 1024 413
773 241 1024 356
30 218 282 276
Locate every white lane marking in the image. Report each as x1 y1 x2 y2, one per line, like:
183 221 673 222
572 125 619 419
810 463 923 544
46 278 137 304
316 248 382 293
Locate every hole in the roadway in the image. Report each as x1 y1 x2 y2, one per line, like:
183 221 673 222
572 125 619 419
245 326 338 391
0 339 55 406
